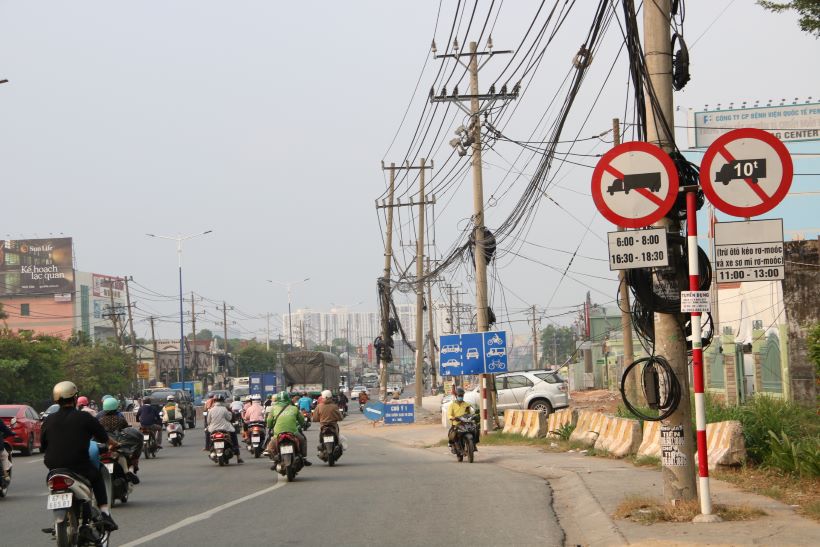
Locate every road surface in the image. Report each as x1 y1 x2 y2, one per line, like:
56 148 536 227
1 412 563 546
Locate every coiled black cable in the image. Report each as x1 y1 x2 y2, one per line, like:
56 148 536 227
619 355 681 421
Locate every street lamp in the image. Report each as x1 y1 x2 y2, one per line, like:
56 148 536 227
268 277 310 351
146 230 212 395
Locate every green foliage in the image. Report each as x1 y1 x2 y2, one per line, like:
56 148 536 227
616 403 660 420
539 324 576 366
758 1 820 37
235 341 278 376
704 394 819 466
551 422 576 441
765 431 820 478
808 323 820 379
60 344 134 402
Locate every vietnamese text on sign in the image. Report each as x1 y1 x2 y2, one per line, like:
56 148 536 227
714 219 785 282
607 228 669 270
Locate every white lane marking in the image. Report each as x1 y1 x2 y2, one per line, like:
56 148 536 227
27 457 44 464
119 480 287 546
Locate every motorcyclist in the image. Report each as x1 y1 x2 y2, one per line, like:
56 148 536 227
312 389 344 439
40 381 118 531
297 392 313 414
447 387 477 449
242 394 265 442
77 396 96 416
0 419 12 484
136 397 163 449
266 391 311 468
337 390 349 414
229 395 244 415
206 395 243 464
358 389 369 408
160 395 183 428
99 397 141 484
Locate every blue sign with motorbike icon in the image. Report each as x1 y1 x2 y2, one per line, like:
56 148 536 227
438 331 508 376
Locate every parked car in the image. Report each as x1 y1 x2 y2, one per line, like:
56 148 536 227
457 370 569 415
39 403 60 421
144 389 196 428
0 405 43 455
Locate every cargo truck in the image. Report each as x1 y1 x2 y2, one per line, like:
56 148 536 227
283 351 341 395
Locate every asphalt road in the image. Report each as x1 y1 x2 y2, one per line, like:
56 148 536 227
1 412 563 546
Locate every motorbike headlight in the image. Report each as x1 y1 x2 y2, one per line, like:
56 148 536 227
10 418 16 427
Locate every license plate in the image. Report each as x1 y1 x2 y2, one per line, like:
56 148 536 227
280 445 294 454
170 433 178 438
104 463 114 473
251 436 261 443
47 493 73 510
143 435 150 441
323 436 335 443
214 441 225 449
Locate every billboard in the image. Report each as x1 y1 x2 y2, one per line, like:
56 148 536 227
0 238 74 296
689 102 820 148
92 274 124 298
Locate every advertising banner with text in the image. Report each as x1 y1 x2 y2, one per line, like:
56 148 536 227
0 238 74 296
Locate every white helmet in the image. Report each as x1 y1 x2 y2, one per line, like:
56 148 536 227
166 395 175 401
321 389 332 400
53 381 79 402
244 395 252 402
250 394 262 402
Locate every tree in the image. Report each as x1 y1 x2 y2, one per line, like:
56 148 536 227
539 325 577 366
331 338 355 356
0 332 65 406
193 328 214 341
235 341 278 376
758 1 820 37
61 344 135 401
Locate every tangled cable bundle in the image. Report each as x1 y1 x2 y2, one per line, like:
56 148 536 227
619 355 681 421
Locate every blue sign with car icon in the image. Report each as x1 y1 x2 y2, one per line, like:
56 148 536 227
438 331 508 376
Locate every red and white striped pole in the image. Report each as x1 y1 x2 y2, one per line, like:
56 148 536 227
480 375 490 435
687 190 713 516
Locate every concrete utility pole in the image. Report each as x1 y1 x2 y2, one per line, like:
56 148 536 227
191 292 198 380
613 118 638 400
216 302 232 376
431 38 517 434
414 158 428 408
426 257 438 392
105 279 123 347
266 312 271 351
530 306 539 369
377 160 434 400
150 316 158 382
124 276 137 359
643 0 697 503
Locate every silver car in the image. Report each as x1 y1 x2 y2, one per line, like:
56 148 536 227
464 370 569 415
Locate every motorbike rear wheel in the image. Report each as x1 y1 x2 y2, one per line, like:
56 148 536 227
466 438 475 463
286 466 296 482
55 508 79 547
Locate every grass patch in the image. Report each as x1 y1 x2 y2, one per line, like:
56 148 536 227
480 432 551 447
713 465 820 521
631 454 662 468
614 495 765 525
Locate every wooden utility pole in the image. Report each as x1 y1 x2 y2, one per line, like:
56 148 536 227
150 316 158 382
643 0 697 503
431 39 516 434
124 276 137 359
530 306 539 369
426 257 438 392
613 118 638 400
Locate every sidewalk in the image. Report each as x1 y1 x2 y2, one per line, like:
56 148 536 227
349 411 820 546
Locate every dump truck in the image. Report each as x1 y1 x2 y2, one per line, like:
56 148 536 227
283 351 341 395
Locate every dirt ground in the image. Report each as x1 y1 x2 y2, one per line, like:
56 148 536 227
569 389 622 414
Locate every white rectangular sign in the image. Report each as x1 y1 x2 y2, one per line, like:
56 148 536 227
689 103 820 148
680 291 711 313
608 228 669 270
714 219 785 282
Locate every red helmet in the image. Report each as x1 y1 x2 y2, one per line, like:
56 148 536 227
77 396 89 406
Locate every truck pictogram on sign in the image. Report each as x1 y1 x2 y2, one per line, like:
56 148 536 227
607 172 662 195
715 159 767 185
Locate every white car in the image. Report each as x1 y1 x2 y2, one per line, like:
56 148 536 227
442 344 461 354
441 359 461 369
486 347 505 358
350 385 367 400
465 348 479 359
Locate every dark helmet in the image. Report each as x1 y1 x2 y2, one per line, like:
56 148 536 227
216 394 226 402
456 387 466 397
143 397 151 404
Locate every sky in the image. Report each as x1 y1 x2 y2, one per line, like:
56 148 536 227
1 1 817 343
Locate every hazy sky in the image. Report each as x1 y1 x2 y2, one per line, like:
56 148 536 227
1 1 817 342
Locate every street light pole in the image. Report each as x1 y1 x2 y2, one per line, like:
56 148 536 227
147 230 212 396
268 277 310 352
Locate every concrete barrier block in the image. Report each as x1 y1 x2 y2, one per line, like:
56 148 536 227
594 416 641 457
568 410 606 447
546 408 577 437
521 410 547 438
510 410 526 435
699 420 746 469
502 410 516 434
637 420 662 459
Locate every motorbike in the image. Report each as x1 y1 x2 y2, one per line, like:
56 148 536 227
451 414 479 463
0 440 12 498
140 427 158 459
166 421 184 447
300 409 311 430
270 432 304 482
102 428 142 504
317 424 343 466
208 431 235 466
45 443 112 546
202 409 208 428
245 421 266 458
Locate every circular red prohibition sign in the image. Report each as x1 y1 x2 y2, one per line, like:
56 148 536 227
699 128 793 218
591 141 680 228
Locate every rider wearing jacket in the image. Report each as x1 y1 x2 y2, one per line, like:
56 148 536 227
266 392 310 467
40 381 117 532
312 390 344 436
206 396 243 464
136 397 163 448
99 397 141 484
447 387 477 446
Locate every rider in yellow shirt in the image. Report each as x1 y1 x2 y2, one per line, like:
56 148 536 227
447 387 476 448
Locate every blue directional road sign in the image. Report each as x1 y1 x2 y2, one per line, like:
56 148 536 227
363 401 386 422
384 403 415 424
438 331 508 376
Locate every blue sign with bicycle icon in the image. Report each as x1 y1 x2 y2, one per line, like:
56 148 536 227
438 331 508 376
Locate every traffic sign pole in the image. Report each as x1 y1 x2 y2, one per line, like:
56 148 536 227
686 190 713 516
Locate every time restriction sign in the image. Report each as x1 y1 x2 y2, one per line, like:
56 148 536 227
607 227 669 270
